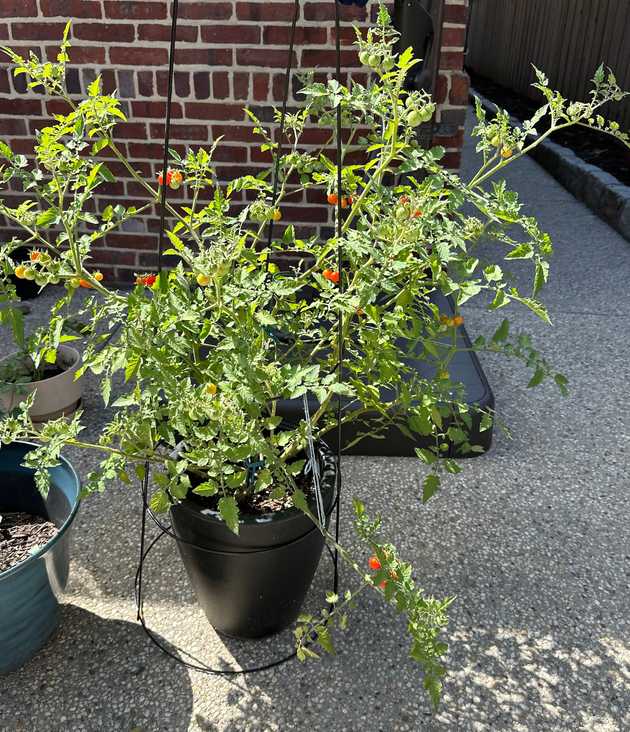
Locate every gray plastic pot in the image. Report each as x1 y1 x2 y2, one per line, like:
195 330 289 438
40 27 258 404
0 345 83 422
0 441 80 673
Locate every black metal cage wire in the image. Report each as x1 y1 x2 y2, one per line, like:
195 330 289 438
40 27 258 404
134 0 348 674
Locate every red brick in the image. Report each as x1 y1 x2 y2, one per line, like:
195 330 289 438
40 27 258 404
137 71 154 97
1 0 37 17
250 146 274 163
297 128 331 145
0 25 8 40
179 2 232 20
46 99 73 115
12 22 66 40
236 2 298 22
441 26 467 48
40 0 101 18
212 125 256 143
201 25 260 45
46 45 106 64
186 103 244 121
175 48 232 66
75 23 135 43
0 70 10 94
237 49 296 69
439 150 462 169
7 99 42 115
108 161 153 178
449 71 469 105
277 205 328 223
253 73 269 101
301 50 360 69
330 26 358 46
439 51 464 71
139 24 198 43
156 70 190 97
174 72 190 98
233 72 249 100
91 249 136 265
104 1 166 20
263 26 327 45
28 119 48 135
304 3 367 22
131 101 183 118
210 145 248 163
0 118 27 135
115 122 149 139
432 129 464 149
110 47 168 66
104 232 159 250
443 5 469 24
435 73 448 105
149 123 208 141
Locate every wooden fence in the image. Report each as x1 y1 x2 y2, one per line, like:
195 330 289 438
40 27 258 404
466 0 630 131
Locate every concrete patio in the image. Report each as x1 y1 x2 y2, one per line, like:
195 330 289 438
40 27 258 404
1 111 629 731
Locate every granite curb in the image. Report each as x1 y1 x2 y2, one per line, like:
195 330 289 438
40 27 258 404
471 89 630 243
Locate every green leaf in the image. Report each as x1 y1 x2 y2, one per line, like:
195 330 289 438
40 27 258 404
527 366 545 388
492 318 509 343
506 242 534 259
192 481 218 497
292 488 309 514
422 473 440 502
101 376 111 406
533 258 549 297
554 373 569 396
0 140 13 161
36 207 59 227
150 489 171 513
218 495 239 534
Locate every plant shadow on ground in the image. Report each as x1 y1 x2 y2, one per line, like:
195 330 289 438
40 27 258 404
188 595 630 731
0 605 194 732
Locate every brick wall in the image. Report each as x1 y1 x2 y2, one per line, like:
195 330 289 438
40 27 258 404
0 0 469 282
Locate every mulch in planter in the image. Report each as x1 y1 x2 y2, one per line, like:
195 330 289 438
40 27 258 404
0 511 58 572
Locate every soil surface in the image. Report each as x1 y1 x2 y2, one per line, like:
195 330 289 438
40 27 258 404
469 72 630 186
187 470 313 516
0 511 58 572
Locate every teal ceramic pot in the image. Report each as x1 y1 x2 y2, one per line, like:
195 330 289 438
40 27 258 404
0 441 80 673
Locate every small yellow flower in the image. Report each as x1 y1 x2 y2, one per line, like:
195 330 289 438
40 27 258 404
14 265 27 279
94 271 104 282
197 273 210 287
271 208 282 221
205 383 218 396
501 147 513 159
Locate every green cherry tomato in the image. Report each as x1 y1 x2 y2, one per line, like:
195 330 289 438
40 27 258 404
359 50 370 66
382 57 395 71
368 53 381 70
407 110 424 127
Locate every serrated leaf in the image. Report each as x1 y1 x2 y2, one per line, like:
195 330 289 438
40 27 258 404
422 473 440 502
150 489 171 513
218 495 239 534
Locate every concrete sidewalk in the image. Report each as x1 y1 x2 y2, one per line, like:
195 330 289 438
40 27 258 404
1 110 629 731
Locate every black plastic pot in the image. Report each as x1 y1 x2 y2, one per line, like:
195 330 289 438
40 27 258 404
169 442 336 639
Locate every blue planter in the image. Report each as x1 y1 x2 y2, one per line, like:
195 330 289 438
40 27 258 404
0 441 80 673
